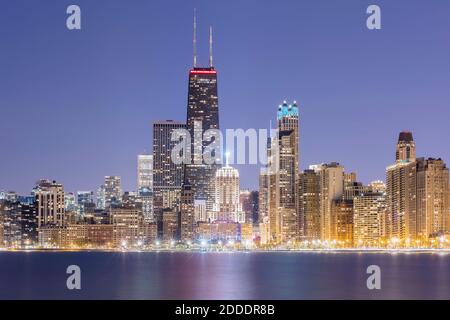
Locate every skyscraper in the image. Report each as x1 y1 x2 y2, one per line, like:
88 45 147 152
331 200 354 246
258 168 269 223
299 169 321 240
152 120 186 213
315 163 344 241
137 154 153 191
184 13 220 216
265 101 300 244
416 158 449 239
34 179 65 228
213 160 243 223
353 192 386 247
180 180 195 242
386 132 418 240
77 191 95 215
103 176 122 208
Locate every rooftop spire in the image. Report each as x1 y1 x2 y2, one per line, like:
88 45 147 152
209 26 213 67
225 152 230 167
193 9 197 67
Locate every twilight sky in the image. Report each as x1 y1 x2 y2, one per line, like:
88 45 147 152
1 0 449 194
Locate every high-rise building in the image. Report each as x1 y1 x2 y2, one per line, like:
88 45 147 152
386 132 418 240
65 193 76 212
110 207 146 247
250 191 259 225
34 180 65 228
265 102 300 244
103 176 122 208
96 185 106 210
278 101 300 243
299 169 321 240
331 200 354 246
180 181 195 242
258 168 269 223
162 208 179 242
184 14 220 216
77 191 95 215
416 158 449 239
213 162 243 223
137 154 153 191
153 121 186 213
314 163 344 241
0 200 37 248
353 192 386 247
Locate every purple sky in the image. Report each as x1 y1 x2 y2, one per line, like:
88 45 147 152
1 0 449 194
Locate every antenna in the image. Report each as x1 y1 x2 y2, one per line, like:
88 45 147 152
209 26 213 67
193 9 197 67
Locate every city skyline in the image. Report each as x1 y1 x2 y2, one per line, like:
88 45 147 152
1 0 450 195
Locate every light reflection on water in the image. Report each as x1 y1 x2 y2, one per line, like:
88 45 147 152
0 252 449 300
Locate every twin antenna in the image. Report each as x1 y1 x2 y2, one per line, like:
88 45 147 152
193 9 213 68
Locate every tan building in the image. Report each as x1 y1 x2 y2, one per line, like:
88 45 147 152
331 200 354 246
299 169 320 240
259 217 271 245
416 158 449 240
311 163 344 241
353 192 386 247
162 208 178 242
258 168 269 223
111 207 146 247
265 101 300 244
240 223 253 243
197 221 239 242
386 132 418 240
38 224 115 248
34 180 65 228
213 162 243 223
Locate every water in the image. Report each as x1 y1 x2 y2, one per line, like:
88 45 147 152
0 251 449 300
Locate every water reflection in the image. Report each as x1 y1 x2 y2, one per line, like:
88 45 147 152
0 252 449 300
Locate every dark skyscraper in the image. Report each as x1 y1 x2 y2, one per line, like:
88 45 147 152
184 13 220 216
152 120 186 215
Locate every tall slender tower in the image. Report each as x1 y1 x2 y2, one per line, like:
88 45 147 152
152 121 186 213
386 131 417 240
266 101 300 243
184 11 220 217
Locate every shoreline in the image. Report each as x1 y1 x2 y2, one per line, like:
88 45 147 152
1 248 450 254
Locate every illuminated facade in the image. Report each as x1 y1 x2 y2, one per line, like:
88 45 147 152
315 163 344 241
103 176 122 208
416 158 449 239
152 120 186 214
180 181 195 241
299 169 321 240
265 102 300 244
213 164 243 223
331 200 354 246
197 221 239 243
258 168 269 223
353 192 386 247
34 180 65 228
386 132 418 240
137 154 153 191
111 207 146 247
185 21 220 216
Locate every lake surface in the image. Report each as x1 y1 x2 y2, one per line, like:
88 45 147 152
0 251 449 300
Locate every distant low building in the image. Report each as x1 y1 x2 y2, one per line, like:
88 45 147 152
197 221 239 243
